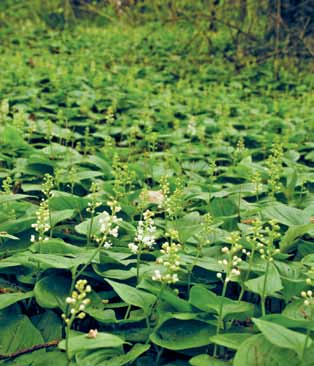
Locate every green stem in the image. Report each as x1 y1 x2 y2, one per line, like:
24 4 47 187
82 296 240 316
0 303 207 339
124 304 131 320
155 347 164 366
145 283 167 344
136 247 142 285
48 198 53 239
261 260 271 316
187 247 202 298
65 323 71 363
301 328 311 364
136 252 141 284
87 214 94 246
238 247 256 303
65 243 103 315
36 238 43 283
301 306 312 364
213 280 228 357
238 184 242 221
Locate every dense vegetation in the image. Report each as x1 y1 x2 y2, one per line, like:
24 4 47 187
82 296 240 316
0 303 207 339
0 2 313 365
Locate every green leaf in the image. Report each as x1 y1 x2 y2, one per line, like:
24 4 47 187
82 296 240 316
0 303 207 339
30 239 83 255
0 232 19 240
280 223 314 252
49 191 89 211
150 318 215 350
138 279 192 313
0 194 30 205
261 314 314 331
0 216 36 234
75 343 150 366
245 263 282 297
0 291 33 310
182 254 223 273
283 299 313 323
75 211 110 237
189 354 231 365
210 333 253 350
252 317 311 359
17 350 68 366
262 204 311 226
234 334 301 366
189 285 254 319
34 273 71 310
0 314 44 354
50 209 75 227
105 279 156 314
170 212 201 243
58 332 125 355
32 310 63 342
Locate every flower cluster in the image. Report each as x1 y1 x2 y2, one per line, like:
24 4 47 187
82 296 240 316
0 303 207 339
251 171 262 197
2 176 13 194
187 116 197 136
153 242 181 284
243 218 264 256
301 290 313 307
158 176 184 219
42 173 54 198
266 142 283 195
128 210 156 254
95 200 122 249
112 154 135 199
62 279 92 324
31 199 50 242
233 137 247 162
86 182 101 214
256 220 280 261
217 232 242 282
199 213 214 246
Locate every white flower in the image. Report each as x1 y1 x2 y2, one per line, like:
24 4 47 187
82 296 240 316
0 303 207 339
109 227 119 237
152 270 162 281
172 274 179 283
103 241 112 249
128 242 138 254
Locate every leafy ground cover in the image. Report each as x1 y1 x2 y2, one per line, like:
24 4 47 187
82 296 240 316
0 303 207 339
0 20 314 366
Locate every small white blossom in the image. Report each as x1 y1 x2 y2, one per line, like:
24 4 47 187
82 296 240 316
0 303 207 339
103 241 112 249
128 242 138 254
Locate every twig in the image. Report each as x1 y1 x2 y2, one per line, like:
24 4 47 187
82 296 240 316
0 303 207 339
0 340 59 360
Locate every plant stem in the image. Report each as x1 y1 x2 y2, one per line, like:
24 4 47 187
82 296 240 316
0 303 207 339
213 280 228 357
65 323 71 363
136 246 142 285
238 247 256 303
87 214 94 246
261 260 271 316
124 304 131 319
145 283 167 344
65 243 103 316
156 346 164 366
301 328 311 365
187 246 202 298
238 184 242 221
